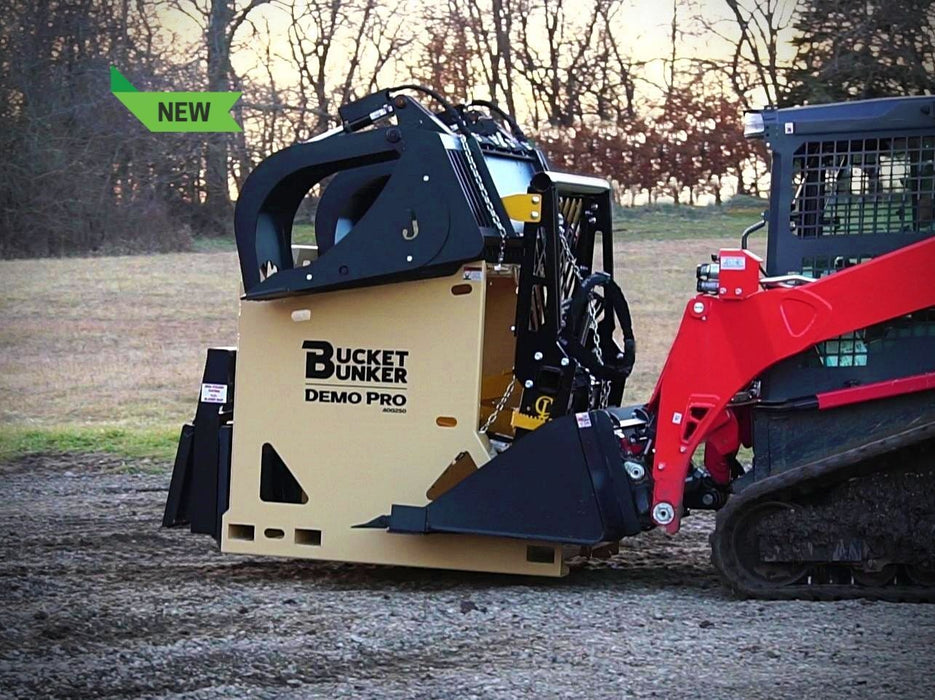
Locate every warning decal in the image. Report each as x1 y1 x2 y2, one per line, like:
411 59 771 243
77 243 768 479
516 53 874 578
201 383 228 404
575 412 592 428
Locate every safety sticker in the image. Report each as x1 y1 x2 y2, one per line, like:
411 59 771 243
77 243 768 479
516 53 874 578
672 411 683 424
575 412 592 428
201 383 228 404
720 256 746 270
463 266 483 281
368 105 393 122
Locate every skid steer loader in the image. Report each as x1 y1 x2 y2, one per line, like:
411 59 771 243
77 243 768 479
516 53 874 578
164 86 935 599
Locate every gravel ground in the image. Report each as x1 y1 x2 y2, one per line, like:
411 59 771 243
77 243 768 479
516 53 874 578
1 453 934 699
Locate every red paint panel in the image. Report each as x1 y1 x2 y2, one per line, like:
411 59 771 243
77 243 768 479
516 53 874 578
817 372 935 410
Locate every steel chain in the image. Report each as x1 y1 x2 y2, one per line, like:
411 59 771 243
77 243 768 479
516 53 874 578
480 376 516 434
460 133 518 433
458 134 509 266
557 226 611 407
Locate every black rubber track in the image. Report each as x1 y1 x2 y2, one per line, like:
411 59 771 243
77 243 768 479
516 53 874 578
711 420 935 602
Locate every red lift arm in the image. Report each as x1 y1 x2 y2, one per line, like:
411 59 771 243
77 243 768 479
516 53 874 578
647 236 935 533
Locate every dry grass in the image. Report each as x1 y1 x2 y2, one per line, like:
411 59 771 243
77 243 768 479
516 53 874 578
0 231 764 457
0 252 239 431
613 235 766 400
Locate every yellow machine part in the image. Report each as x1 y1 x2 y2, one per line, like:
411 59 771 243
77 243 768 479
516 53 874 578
221 263 565 576
501 193 543 223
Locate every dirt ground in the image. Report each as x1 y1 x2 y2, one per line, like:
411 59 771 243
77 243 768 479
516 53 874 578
2 454 934 699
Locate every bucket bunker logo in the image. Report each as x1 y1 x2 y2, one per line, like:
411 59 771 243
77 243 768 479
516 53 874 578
303 341 409 413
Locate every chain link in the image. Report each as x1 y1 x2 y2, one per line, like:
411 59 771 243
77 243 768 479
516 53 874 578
480 376 516 434
460 132 518 433
557 224 611 407
458 134 509 266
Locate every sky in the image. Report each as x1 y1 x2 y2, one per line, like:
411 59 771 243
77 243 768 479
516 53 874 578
154 0 801 114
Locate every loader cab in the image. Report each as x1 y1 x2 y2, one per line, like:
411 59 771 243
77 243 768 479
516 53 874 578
747 96 935 474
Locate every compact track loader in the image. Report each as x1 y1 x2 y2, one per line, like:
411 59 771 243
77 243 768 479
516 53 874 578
165 87 935 600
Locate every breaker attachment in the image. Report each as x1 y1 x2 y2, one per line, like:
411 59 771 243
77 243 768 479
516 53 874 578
161 86 647 576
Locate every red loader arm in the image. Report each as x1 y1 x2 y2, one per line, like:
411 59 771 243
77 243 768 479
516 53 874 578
646 236 935 533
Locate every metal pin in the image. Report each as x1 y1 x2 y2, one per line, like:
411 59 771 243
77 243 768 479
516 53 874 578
652 503 675 525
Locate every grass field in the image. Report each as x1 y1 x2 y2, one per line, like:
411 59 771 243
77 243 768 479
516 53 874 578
0 207 766 461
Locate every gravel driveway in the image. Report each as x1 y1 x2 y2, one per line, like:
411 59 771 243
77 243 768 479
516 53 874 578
1 454 933 699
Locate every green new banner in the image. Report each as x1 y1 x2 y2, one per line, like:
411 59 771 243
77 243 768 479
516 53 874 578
110 67 242 133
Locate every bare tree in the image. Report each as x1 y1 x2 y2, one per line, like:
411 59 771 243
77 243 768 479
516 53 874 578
694 0 798 108
0 0 200 256
167 0 272 232
283 0 411 138
513 0 604 127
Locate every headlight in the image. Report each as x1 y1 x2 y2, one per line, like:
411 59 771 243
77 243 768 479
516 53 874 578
743 111 765 138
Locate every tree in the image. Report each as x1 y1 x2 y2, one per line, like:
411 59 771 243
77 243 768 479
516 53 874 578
0 0 197 257
786 0 935 103
169 0 271 234
284 0 411 139
718 0 798 108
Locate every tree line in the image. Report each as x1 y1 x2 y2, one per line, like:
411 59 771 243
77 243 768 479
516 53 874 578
0 0 932 257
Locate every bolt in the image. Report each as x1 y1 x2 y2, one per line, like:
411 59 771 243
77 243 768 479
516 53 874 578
532 195 540 204
702 493 716 506
531 211 539 218
406 255 413 262
422 175 430 182
560 358 570 367
510 325 516 332
735 287 742 295
652 502 675 525
679 446 687 453
657 462 666 471
624 461 645 480
534 351 543 360
692 301 705 314
719 287 727 295
306 273 313 281
524 380 534 389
